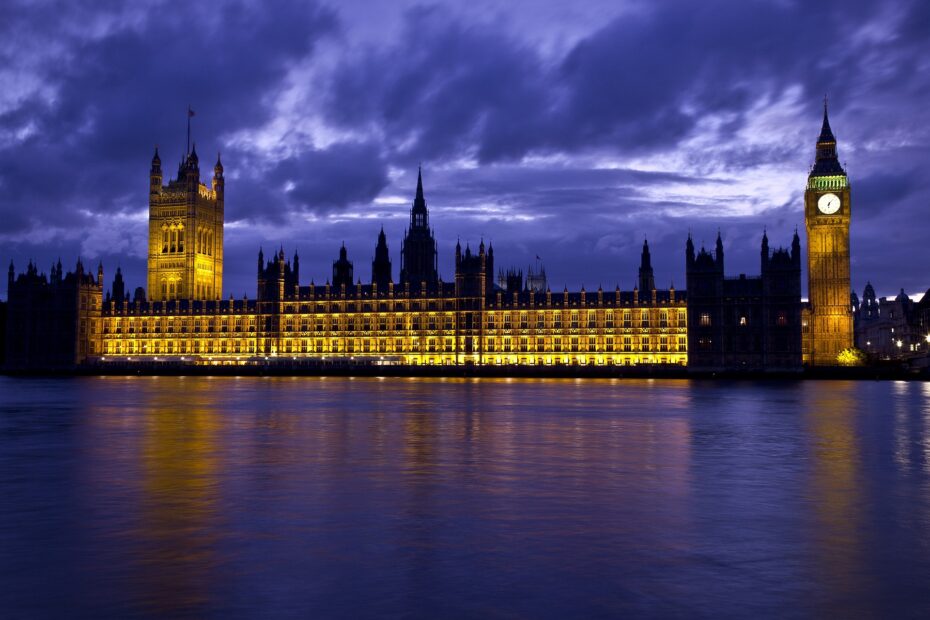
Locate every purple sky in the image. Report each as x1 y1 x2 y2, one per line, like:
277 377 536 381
1 0 928 301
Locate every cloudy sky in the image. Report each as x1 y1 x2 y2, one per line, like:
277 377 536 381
1 0 928 300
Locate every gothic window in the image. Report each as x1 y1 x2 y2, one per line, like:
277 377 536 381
162 228 168 253
700 313 711 327
740 316 748 327
178 228 184 252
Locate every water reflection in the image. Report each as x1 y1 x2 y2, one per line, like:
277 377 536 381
1 376 929 617
805 381 865 616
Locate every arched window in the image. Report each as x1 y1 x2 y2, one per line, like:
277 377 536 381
178 227 184 252
162 228 168 253
161 280 167 299
207 231 212 256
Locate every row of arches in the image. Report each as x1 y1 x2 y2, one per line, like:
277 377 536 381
159 278 215 301
160 224 184 254
159 223 217 256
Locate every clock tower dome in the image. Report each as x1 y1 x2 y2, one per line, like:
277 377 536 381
804 99 853 365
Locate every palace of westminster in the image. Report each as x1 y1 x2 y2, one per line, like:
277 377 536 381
6 106 926 372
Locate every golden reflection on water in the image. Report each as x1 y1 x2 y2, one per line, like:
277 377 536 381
86 377 224 615
805 381 865 614
73 376 930 615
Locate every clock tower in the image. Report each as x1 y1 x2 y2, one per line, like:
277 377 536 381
804 99 853 365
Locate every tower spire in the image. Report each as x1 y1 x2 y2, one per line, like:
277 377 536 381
812 96 843 176
186 105 195 155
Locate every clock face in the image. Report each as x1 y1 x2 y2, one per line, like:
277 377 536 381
817 193 841 215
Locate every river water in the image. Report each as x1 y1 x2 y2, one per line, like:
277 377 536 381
1 376 929 618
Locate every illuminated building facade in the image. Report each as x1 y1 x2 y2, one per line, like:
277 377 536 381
147 145 224 302
804 100 853 365
8 104 861 372
90 165 688 367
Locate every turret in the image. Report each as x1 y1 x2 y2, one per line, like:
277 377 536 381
111 267 125 309
761 230 769 272
638 238 655 293
7 260 13 290
686 233 695 269
150 147 162 196
715 231 724 271
411 166 428 229
371 226 392 290
213 152 224 197
185 143 200 188
333 243 354 289
791 229 801 266
258 247 264 276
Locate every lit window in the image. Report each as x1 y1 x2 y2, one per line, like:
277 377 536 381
699 313 711 326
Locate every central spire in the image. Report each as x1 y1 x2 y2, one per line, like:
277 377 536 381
410 166 428 229
817 95 836 145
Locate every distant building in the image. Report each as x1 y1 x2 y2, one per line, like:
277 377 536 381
854 284 930 361
686 231 803 371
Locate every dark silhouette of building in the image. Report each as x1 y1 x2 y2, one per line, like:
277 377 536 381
258 248 299 302
526 260 547 292
499 267 523 293
332 244 354 290
371 227 392 291
686 231 802 371
638 239 656 294
5 259 103 370
399 168 438 291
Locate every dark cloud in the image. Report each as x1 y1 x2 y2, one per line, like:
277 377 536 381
2 0 930 300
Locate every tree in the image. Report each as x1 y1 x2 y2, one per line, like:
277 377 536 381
836 347 866 367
